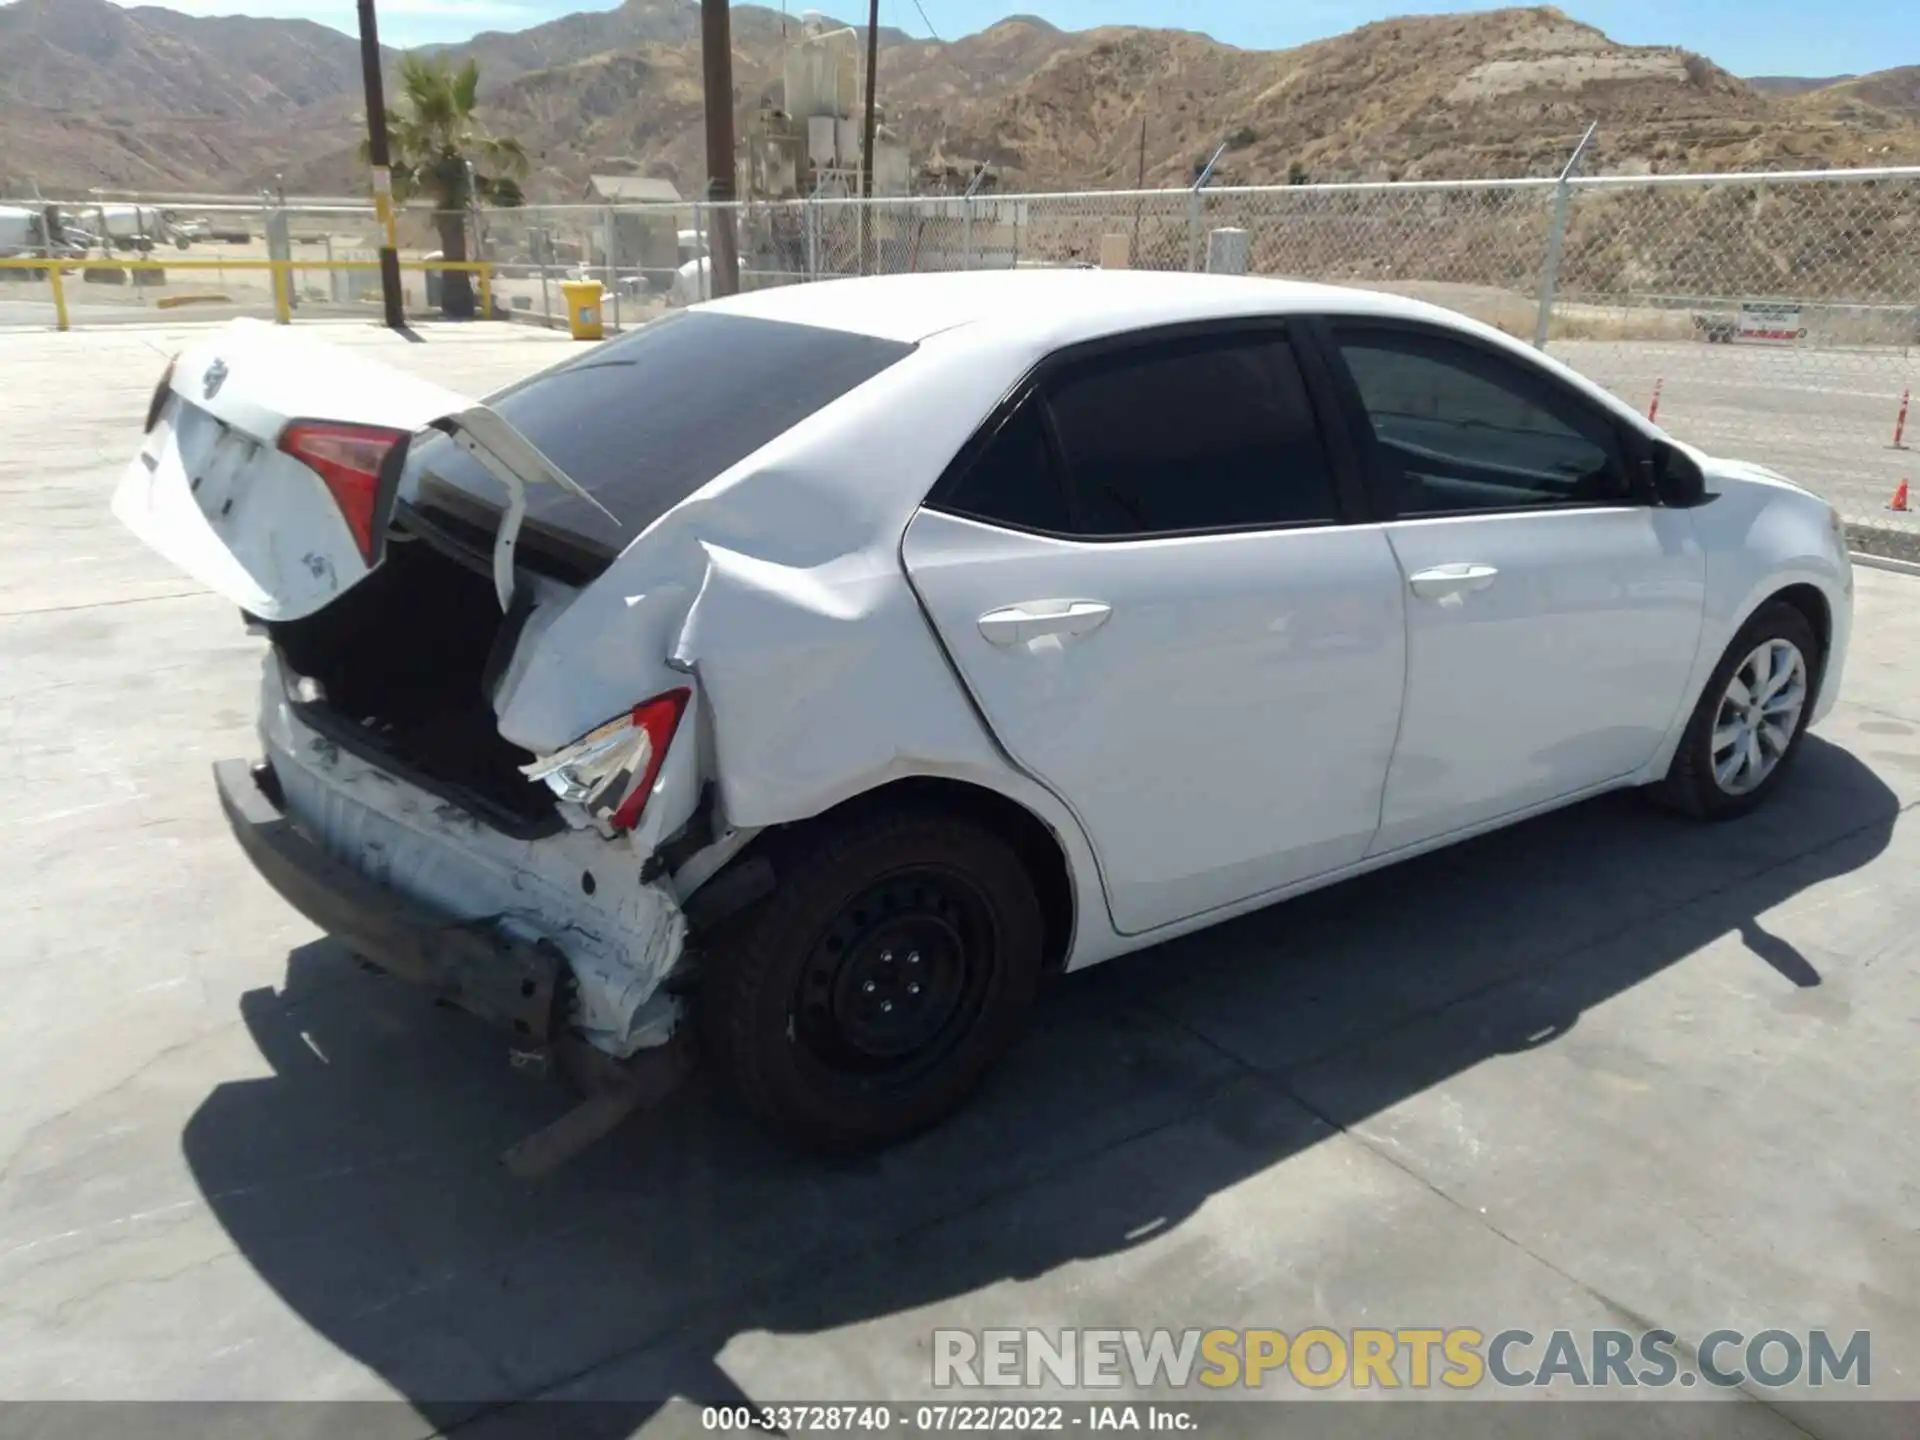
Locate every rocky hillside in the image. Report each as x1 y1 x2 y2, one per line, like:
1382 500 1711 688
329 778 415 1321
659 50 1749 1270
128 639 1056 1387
2 0 1917 199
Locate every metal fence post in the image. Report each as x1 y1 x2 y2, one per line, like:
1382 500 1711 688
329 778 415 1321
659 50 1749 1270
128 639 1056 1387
960 164 990 272
1532 121 1597 350
806 193 819 282
1188 141 1228 273
536 217 552 329
604 204 619 331
692 202 707 301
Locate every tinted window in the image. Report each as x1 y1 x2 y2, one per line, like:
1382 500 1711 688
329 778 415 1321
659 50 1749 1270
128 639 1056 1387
404 311 914 552
1042 335 1337 535
1335 330 1627 516
941 402 1072 533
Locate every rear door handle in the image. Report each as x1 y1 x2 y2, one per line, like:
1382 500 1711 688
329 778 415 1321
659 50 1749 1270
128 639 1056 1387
1408 563 1499 602
978 600 1112 647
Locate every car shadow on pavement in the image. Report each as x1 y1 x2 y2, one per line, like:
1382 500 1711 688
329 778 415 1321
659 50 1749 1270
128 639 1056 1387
180 736 1898 1436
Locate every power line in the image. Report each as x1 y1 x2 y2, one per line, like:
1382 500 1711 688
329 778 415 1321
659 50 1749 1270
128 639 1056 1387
907 0 940 42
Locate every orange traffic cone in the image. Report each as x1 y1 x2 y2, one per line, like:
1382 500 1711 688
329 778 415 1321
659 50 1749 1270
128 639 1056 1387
1890 479 1911 513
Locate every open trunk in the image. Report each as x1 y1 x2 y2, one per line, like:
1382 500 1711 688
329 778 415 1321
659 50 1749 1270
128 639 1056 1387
264 518 563 835
115 315 919 844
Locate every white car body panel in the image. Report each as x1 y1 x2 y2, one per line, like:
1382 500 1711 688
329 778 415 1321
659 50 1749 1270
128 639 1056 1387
1371 505 1708 852
114 322 475 622
110 276 1856 1056
902 510 1408 935
1631 448 1853 776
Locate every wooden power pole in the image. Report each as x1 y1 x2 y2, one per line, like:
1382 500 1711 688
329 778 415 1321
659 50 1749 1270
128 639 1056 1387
860 0 879 272
355 0 405 330
699 0 740 297
861 0 880 200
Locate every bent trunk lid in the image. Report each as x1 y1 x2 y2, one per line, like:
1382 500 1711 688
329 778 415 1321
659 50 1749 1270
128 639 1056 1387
114 319 712 847
113 318 600 622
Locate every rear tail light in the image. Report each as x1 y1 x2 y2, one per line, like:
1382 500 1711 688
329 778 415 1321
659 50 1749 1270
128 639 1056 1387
520 689 691 832
279 421 407 562
144 354 177 433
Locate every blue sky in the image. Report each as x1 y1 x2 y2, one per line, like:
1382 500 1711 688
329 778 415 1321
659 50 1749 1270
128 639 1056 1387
115 0 1910 76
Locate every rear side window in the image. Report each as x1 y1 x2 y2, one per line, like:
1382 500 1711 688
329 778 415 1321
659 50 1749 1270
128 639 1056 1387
405 311 914 553
941 403 1073 534
1044 335 1336 536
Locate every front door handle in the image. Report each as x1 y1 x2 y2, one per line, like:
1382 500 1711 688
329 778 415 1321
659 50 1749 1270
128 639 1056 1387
1408 563 1500 602
978 600 1112 647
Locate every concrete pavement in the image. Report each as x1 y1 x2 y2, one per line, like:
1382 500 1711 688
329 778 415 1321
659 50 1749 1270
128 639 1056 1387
0 321 1917 1436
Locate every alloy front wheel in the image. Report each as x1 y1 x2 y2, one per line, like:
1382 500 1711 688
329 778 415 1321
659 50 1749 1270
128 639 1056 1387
1710 637 1810 797
1654 600 1822 820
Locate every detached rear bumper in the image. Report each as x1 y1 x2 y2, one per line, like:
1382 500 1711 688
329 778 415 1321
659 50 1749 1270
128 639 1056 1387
214 757 563 1042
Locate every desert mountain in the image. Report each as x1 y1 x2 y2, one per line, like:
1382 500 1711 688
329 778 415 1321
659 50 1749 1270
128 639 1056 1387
1795 66 1920 127
1 0 1917 200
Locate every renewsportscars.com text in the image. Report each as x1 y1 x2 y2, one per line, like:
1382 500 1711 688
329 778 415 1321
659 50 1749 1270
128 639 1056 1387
932 1326 1871 1392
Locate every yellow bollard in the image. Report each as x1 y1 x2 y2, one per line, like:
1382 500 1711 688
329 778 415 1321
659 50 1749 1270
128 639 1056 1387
48 263 69 333
271 261 291 325
478 264 493 322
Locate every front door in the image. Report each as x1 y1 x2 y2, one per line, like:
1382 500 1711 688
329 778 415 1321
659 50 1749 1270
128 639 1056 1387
903 324 1409 935
1319 321 1707 853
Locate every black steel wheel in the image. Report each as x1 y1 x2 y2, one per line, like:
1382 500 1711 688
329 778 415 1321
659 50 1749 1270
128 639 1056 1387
700 809 1044 1152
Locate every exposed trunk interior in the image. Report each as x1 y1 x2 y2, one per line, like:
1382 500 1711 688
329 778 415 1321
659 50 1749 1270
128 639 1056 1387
266 525 560 834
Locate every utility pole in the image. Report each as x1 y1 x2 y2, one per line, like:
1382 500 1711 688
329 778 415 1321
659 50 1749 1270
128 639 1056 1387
860 0 879 272
355 0 406 330
699 0 740 297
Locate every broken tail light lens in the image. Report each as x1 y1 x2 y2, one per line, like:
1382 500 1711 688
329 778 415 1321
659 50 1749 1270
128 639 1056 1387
279 421 408 562
520 689 691 832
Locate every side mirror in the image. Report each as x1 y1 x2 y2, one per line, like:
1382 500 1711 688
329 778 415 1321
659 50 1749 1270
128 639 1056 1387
1650 441 1711 509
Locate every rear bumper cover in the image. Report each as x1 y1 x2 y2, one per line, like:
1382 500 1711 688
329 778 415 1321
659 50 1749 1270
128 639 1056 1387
215 757 563 1042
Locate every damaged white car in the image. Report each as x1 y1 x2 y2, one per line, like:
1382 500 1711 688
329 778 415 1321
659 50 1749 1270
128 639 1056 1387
116 272 1852 1152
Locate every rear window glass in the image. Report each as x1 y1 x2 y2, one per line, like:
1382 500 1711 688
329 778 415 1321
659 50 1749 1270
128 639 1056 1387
404 311 915 553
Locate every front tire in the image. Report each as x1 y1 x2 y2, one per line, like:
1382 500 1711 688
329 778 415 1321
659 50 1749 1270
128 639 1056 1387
700 809 1044 1152
1654 601 1821 820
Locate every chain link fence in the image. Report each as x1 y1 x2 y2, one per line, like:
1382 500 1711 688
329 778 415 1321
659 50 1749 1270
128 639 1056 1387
0 197 497 324
522 169 1916 550
9 169 1917 549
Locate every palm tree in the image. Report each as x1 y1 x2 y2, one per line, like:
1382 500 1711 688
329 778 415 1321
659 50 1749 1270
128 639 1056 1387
361 53 528 318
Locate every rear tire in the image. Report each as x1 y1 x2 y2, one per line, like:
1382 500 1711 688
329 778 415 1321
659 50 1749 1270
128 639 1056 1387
699 809 1043 1152
1652 601 1821 820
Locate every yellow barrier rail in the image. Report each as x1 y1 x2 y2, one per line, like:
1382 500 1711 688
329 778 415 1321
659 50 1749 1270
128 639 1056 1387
0 256 495 332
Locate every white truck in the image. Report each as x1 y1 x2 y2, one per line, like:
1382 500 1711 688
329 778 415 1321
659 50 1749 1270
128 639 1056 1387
1693 300 1809 344
90 203 186 253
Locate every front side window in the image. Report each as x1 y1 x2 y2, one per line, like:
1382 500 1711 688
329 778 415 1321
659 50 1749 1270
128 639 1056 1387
1334 328 1628 517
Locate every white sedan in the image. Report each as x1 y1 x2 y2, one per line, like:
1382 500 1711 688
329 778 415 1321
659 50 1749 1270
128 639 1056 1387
115 271 1852 1151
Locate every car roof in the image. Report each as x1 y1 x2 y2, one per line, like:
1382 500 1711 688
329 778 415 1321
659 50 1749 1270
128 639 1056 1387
694 269 1480 349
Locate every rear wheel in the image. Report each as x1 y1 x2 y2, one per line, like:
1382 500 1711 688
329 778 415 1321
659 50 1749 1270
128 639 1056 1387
1653 601 1820 820
700 809 1043 1152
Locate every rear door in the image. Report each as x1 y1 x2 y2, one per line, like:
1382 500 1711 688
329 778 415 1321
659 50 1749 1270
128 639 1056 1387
1315 319 1707 854
903 323 1408 936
